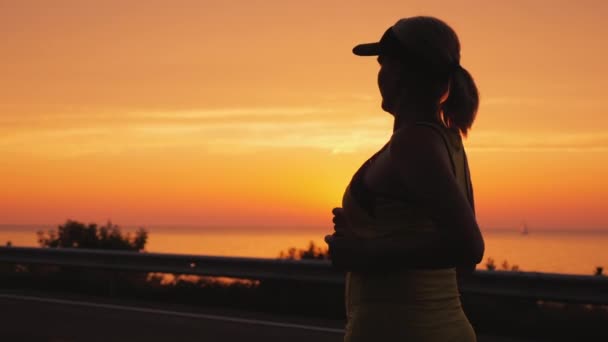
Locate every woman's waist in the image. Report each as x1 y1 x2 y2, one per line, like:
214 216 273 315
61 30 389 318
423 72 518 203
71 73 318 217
346 268 461 304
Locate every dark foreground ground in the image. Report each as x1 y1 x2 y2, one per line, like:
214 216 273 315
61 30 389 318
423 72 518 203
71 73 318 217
0 290 535 342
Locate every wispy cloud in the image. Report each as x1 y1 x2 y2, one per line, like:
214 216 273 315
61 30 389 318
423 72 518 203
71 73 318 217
126 107 339 119
481 96 607 110
481 97 545 106
0 106 390 158
467 131 608 152
3 106 607 159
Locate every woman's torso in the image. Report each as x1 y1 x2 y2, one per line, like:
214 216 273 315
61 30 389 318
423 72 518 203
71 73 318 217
341 121 476 341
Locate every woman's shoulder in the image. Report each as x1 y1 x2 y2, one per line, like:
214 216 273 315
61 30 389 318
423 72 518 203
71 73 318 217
388 123 456 184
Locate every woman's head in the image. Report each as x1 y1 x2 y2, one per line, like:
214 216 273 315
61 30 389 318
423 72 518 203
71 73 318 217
354 16 479 136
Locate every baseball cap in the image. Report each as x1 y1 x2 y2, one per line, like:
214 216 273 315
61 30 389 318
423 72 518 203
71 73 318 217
352 19 416 59
353 18 459 74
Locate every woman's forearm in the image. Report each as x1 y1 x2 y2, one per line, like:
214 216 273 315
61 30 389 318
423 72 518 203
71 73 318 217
329 233 460 272
364 234 458 270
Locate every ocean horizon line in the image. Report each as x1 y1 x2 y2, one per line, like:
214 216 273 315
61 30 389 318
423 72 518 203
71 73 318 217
1 223 607 235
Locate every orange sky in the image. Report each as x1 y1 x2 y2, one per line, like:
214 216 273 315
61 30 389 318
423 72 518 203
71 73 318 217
1 1 607 231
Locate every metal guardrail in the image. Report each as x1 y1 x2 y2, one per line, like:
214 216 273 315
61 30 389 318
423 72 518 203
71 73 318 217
0 246 344 283
0 246 607 304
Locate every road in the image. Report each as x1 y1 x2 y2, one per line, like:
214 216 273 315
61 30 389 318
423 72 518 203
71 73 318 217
0 291 534 342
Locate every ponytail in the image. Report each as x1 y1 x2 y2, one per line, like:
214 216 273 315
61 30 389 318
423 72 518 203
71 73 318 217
442 66 479 136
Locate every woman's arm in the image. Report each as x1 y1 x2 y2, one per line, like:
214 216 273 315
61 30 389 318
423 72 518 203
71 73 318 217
390 125 484 266
326 125 484 272
325 232 452 272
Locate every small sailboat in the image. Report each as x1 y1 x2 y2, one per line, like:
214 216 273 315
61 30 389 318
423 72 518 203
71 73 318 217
520 222 529 235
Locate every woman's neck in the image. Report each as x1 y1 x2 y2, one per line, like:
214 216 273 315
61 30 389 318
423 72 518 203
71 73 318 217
392 101 441 132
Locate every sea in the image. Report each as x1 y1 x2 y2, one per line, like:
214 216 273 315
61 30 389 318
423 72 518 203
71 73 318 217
1 225 606 276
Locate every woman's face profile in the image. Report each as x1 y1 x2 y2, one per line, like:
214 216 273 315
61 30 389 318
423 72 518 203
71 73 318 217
377 55 405 115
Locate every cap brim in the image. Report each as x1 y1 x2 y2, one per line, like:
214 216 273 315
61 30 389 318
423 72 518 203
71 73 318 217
353 42 380 56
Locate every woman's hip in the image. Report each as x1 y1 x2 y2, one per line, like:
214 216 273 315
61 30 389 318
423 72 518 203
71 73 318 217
344 304 476 342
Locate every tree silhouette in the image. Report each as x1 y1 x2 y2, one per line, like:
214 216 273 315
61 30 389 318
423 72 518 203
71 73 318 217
37 219 147 251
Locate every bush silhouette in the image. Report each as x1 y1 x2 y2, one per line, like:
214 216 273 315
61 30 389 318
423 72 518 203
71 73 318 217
486 257 496 271
485 257 520 271
37 219 147 252
278 241 329 260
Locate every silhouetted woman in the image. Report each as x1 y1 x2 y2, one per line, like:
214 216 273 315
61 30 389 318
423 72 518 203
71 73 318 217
324 17 485 341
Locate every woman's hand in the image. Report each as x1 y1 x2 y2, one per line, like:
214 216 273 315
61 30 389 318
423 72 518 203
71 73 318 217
324 233 367 271
326 207 365 270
